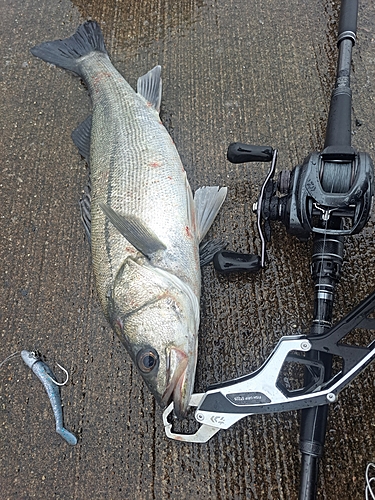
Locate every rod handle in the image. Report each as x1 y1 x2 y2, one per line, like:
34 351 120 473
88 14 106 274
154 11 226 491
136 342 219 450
338 0 358 42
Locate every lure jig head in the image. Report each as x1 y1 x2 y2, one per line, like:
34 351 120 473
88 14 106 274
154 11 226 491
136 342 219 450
21 350 77 446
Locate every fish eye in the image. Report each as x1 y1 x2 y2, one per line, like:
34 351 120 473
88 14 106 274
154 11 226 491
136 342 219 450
136 348 159 373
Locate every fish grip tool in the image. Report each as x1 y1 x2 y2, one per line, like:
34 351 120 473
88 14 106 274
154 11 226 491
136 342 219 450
163 289 375 439
164 1 374 498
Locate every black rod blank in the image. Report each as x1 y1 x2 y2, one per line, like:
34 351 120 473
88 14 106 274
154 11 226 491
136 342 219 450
298 1 358 499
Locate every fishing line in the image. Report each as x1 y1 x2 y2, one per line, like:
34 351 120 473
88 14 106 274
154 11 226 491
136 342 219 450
315 218 329 329
365 462 375 500
0 351 20 369
315 164 335 330
315 163 352 327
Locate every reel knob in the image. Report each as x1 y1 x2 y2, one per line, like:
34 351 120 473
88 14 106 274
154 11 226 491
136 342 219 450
227 143 274 163
213 251 262 274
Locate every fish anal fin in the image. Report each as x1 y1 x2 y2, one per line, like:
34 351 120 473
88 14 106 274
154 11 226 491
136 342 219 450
72 115 92 241
194 186 227 242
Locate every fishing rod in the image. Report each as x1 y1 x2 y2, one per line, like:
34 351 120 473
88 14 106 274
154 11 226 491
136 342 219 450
163 0 374 498
297 2 367 496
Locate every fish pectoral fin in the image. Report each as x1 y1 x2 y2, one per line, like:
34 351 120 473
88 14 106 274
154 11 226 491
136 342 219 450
72 115 92 164
137 65 162 113
194 186 228 242
100 203 166 257
199 238 227 267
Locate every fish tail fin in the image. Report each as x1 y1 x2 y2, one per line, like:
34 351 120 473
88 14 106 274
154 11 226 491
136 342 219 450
30 21 107 76
56 426 78 446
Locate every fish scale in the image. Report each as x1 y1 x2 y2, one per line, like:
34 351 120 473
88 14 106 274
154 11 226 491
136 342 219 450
31 21 227 417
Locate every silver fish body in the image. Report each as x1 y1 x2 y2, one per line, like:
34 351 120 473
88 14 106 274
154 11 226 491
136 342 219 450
31 22 227 417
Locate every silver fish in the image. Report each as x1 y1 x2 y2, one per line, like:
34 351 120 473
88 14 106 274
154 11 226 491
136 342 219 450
31 22 227 417
21 350 77 445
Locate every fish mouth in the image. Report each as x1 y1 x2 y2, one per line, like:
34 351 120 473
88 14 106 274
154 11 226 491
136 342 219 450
162 347 190 418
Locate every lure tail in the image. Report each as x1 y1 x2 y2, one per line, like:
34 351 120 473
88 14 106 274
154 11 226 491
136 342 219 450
30 21 108 77
57 427 77 446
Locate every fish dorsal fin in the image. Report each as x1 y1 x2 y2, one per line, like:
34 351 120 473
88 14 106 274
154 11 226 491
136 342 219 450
71 115 92 164
137 65 162 113
100 203 166 257
194 186 227 242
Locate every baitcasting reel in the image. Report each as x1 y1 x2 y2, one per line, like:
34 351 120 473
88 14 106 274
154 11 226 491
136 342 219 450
214 141 374 273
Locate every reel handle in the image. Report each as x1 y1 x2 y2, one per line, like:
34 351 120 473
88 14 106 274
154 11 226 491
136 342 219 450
213 251 261 274
227 143 274 164
213 143 277 275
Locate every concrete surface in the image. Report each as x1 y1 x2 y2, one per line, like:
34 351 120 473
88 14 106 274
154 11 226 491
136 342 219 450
1 0 375 498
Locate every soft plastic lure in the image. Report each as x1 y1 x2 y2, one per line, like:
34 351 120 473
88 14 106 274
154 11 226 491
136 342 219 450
21 350 77 446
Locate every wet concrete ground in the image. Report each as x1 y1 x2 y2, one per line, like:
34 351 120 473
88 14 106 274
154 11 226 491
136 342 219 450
1 0 375 498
